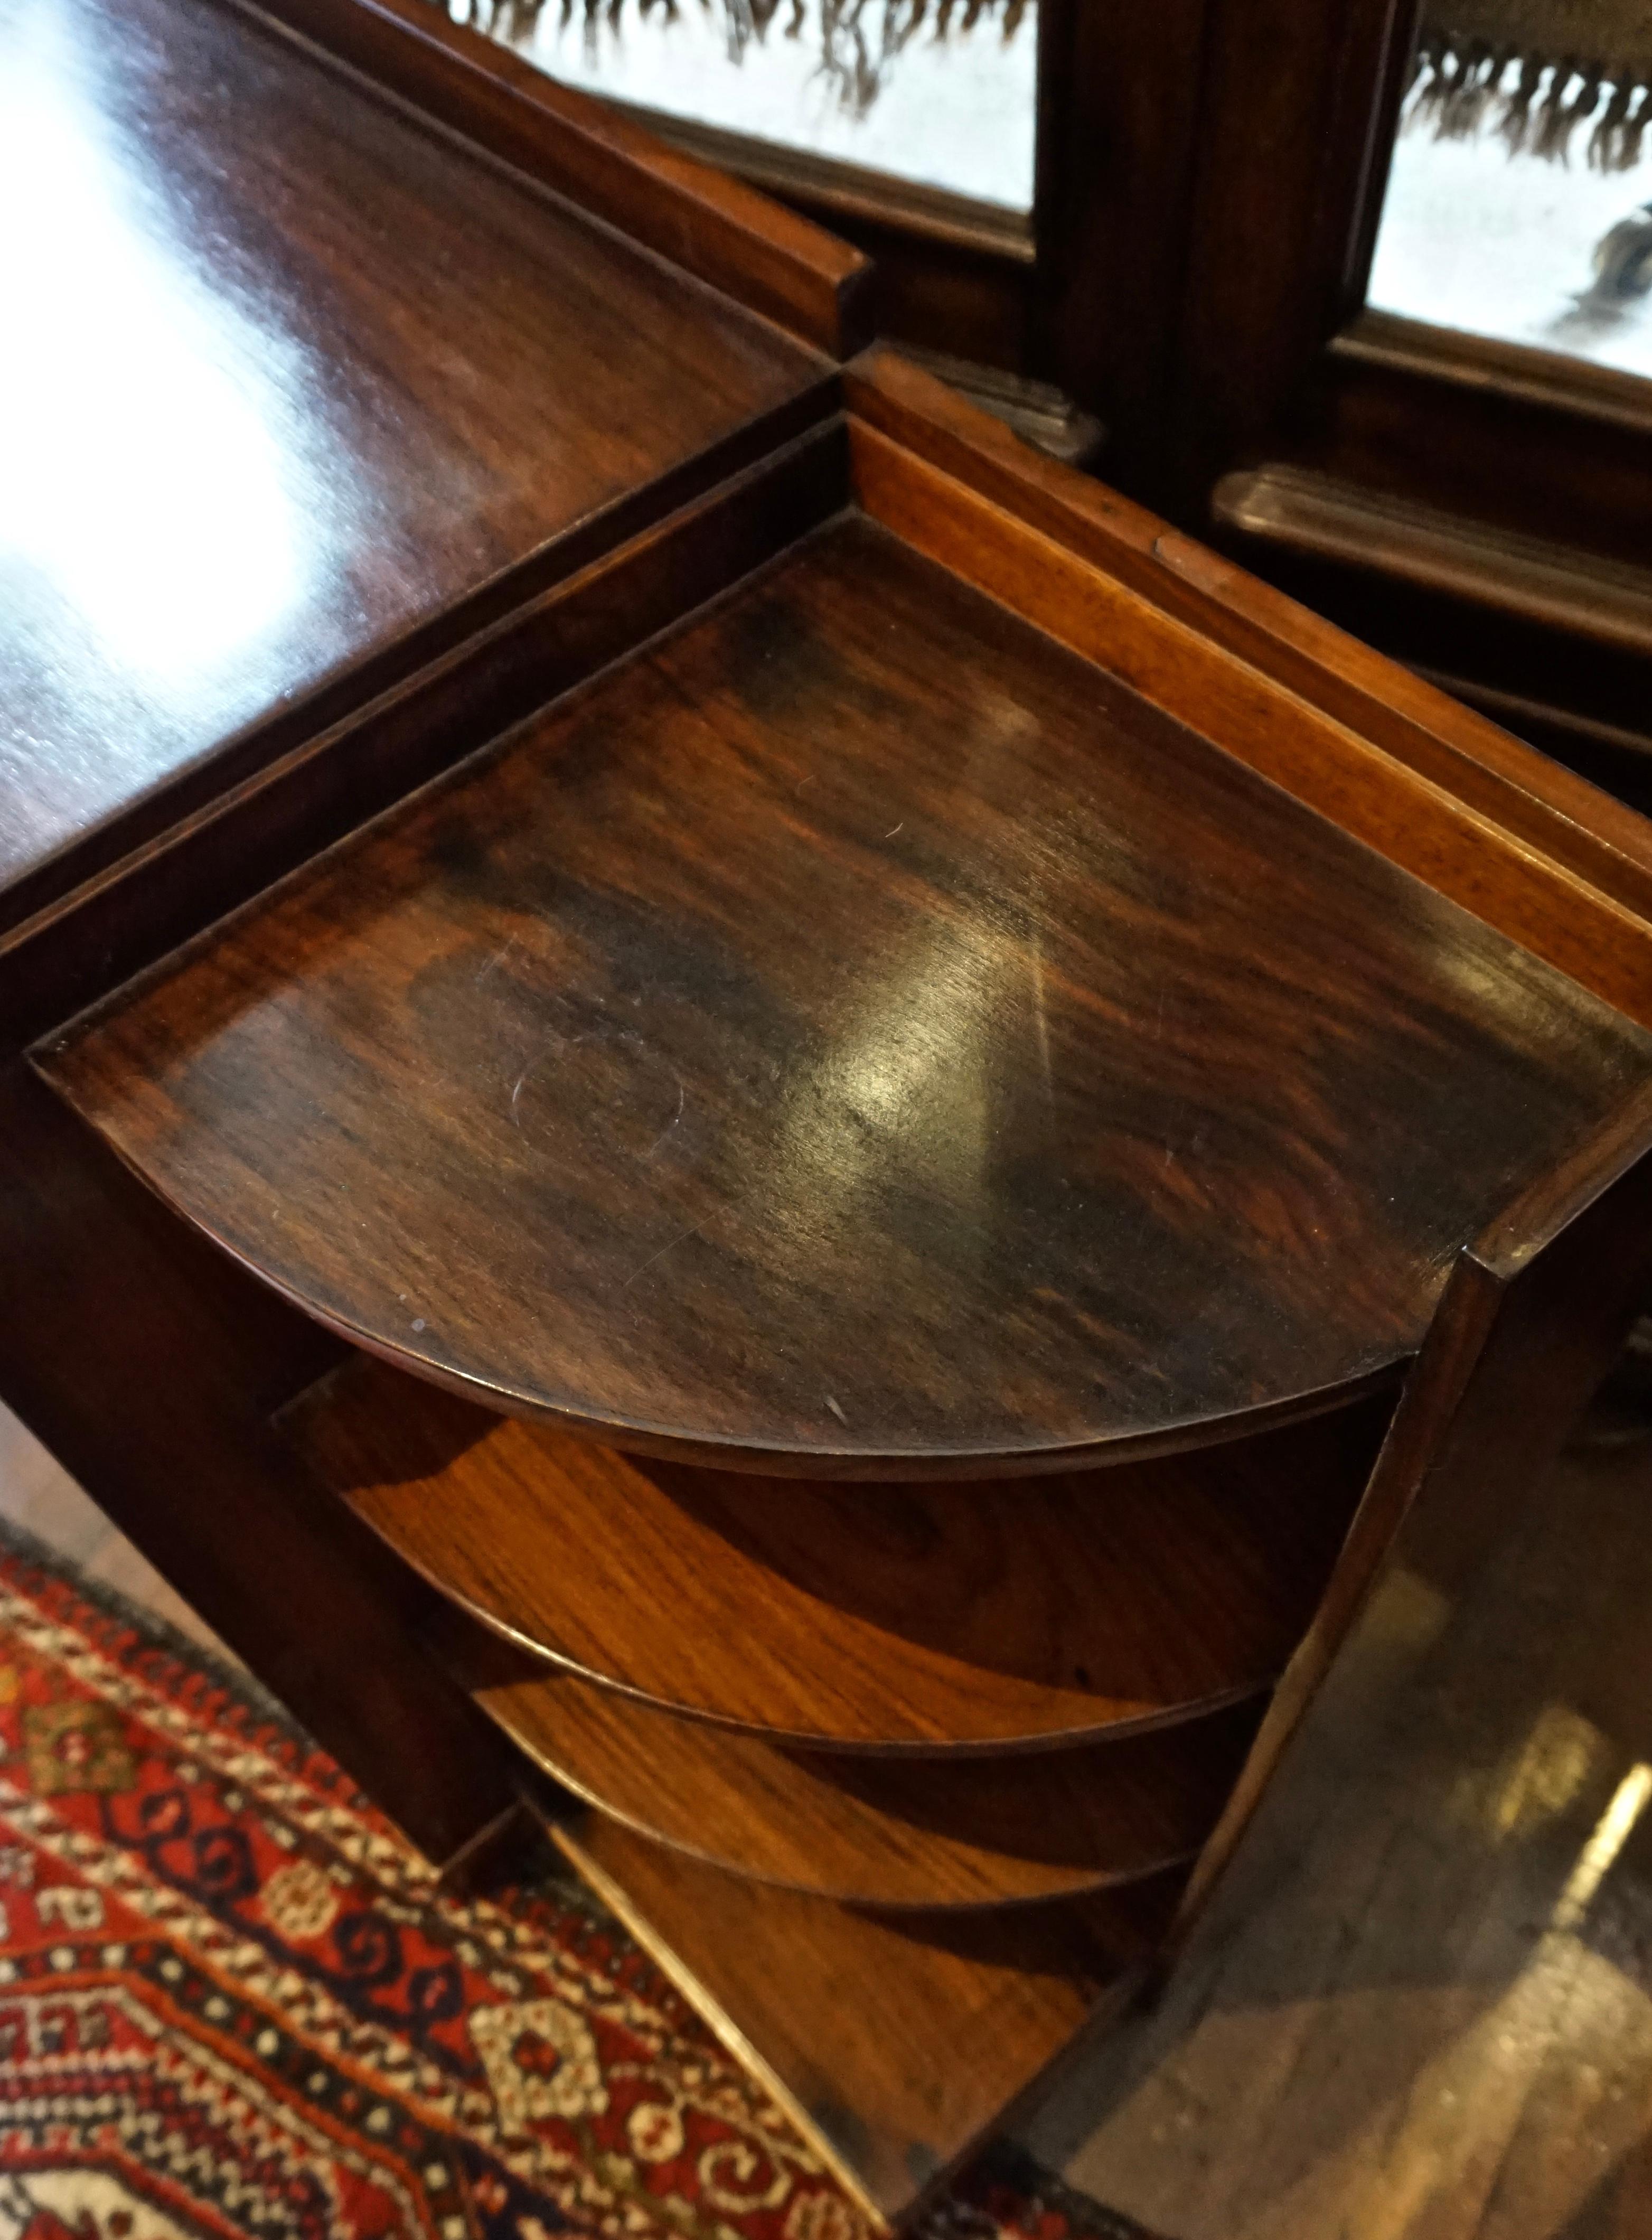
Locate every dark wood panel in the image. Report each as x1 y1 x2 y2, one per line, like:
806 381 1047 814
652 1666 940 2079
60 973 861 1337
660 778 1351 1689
1154 0 1410 514
853 418 1652 1025
46 511 1652 1473
846 351 1652 941
554 1814 1183 2228
0 1064 516 1863
1174 1079 1652 1943
0 0 827 930
471 1660 1261 1907
0 426 848 1058
286 1354 1383 1750
250 0 870 352
1321 311 1652 579
1031 0 1211 486
1213 464 1652 660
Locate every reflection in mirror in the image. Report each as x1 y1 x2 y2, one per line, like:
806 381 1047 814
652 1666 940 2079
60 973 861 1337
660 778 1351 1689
440 0 1037 213
1370 2 1652 377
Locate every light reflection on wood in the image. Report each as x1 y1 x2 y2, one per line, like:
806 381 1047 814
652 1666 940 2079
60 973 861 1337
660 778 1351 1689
1030 1387 1652 2239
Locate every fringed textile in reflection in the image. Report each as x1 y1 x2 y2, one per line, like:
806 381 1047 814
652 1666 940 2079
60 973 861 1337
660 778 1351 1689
443 0 1028 116
1411 2 1652 169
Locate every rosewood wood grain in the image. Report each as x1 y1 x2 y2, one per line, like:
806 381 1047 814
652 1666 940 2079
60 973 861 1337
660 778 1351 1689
553 1814 1184 2229
0 1064 517 1863
1174 1078 1652 1944
851 426 1652 1031
465 1657 1262 1908
43 515 1652 1474
1214 463 1652 659
0 426 846 1059
246 0 870 353
285 1354 1384 1750
846 350 1652 943
0 0 829 936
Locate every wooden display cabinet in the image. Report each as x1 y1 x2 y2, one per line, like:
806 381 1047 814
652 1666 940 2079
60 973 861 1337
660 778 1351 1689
8 0 1652 2228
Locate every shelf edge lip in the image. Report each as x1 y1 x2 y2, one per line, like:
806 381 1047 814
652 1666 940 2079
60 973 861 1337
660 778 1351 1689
504 1737 1204 1912
0 377 844 953
398 1542 1280 1756
219 1206 1411 1478
546 1821 894 2233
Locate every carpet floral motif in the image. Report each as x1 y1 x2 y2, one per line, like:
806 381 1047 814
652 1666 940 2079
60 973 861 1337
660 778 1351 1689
0 1532 1156 2240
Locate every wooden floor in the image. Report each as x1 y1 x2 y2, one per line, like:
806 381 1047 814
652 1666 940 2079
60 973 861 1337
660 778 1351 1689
6 1376 1652 2236
1026 1361 1652 2239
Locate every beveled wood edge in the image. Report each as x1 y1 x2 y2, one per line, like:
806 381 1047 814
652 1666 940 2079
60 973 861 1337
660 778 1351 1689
844 346 1652 959
547 1820 893 2230
406 1510 1274 1756
234 0 871 354
0 380 842 959
280 1361 1355 1751
594 98 1039 266
1331 307 1652 443
847 420 1652 1028
1212 461 1652 660
241 1236 1405 1479
480 1685 1215 1911
12 421 849 1058
385 1476 1281 1755
1473 1072 1652 1281
1167 1076 1652 1945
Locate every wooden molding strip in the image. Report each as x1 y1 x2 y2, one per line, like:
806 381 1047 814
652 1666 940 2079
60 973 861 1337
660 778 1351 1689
552 1814 1177 2231
471 1656 1259 1909
1333 307 1652 442
238 0 871 352
590 97 1038 266
845 346 1652 947
283 1354 1382 1755
896 345 1106 468
1 423 847 1055
1214 460 1652 661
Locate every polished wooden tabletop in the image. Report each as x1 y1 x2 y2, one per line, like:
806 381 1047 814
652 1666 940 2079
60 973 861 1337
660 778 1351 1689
0 0 823 930
46 517 1652 1474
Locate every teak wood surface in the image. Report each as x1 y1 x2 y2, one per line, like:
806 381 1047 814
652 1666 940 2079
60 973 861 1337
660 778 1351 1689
285 1354 1384 1751
464 1657 1262 1909
554 1814 1184 2228
43 512 1652 1476
0 0 832 938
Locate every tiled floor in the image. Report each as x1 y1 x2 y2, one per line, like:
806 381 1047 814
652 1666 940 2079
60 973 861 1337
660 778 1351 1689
0 1395 239 1663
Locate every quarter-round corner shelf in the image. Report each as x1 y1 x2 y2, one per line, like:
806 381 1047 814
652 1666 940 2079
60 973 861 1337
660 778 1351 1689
284 1352 1388 1752
553 1811 1184 2227
37 517 1646 1482
477 1658 1262 1908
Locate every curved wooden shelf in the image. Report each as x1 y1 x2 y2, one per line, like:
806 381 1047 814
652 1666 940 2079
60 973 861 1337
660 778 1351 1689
285 1352 1386 1751
42 519 1640 1476
478 1658 1260 1907
556 1813 1183 2229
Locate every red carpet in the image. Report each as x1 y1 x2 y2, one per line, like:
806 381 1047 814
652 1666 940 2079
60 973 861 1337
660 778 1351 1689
0 1527 1157 2240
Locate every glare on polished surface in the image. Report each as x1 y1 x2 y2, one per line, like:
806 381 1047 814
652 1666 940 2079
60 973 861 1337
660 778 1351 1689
0 0 349 898
0 6 307 685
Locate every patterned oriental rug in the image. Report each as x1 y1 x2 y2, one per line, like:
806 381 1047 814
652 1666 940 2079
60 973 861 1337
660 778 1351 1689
0 1526 1159 2240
